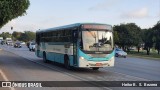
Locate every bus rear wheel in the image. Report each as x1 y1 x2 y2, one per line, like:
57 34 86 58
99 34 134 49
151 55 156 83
64 55 70 69
43 52 49 63
92 67 99 70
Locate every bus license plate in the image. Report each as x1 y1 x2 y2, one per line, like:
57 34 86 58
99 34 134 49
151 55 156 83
96 63 102 66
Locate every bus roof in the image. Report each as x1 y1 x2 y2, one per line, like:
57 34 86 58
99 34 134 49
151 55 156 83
37 23 112 33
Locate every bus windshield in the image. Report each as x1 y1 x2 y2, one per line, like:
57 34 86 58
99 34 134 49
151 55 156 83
80 30 113 52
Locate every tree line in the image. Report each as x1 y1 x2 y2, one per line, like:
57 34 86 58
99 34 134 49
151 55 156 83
0 31 35 42
0 21 159 55
113 20 160 55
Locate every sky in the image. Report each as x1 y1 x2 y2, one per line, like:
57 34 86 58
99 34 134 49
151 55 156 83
0 0 160 33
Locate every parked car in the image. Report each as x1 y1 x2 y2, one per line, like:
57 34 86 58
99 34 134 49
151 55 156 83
29 42 35 51
1 40 5 45
14 42 22 48
115 48 127 58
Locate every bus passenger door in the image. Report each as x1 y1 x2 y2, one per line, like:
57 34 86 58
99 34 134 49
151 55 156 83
72 30 78 66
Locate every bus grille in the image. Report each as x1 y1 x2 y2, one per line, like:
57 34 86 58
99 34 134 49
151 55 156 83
88 54 107 58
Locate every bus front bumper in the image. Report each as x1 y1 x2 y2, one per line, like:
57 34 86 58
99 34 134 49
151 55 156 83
78 57 115 68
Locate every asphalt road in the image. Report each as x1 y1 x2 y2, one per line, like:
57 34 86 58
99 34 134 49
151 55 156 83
0 47 102 90
0 45 160 90
104 57 160 81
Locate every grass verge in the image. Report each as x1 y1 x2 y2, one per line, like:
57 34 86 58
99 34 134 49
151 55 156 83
127 50 160 60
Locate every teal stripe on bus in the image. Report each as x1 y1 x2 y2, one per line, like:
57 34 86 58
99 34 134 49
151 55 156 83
78 49 115 61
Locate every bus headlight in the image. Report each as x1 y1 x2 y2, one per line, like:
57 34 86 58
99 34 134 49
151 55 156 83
79 57 84 60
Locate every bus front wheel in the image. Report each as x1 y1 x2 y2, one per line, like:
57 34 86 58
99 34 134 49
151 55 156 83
43 52 49 63
64 55 70 69
92 67 99 70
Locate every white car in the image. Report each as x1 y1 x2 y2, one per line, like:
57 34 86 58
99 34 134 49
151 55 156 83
115 48 127 58
7 41 13 46
29 42 35 51
21 42 26 45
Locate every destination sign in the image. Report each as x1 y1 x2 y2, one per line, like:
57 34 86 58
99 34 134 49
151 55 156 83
82 24 112 30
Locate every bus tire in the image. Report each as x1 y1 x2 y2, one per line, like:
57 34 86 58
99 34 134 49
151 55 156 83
43 52 49 63
92 67 99 70
64 55 70 69
32 48 35 51
115 53 119 57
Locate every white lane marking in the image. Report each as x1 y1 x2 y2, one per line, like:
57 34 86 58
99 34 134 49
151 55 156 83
0 69 15 90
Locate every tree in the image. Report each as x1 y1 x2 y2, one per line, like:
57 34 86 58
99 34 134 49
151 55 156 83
113 31 119 45
125 23 142 52
153 20 160 54
12 31 23 41
19 31 35 42
0 0 30 28
113 24 129 51
113 23 141 52
0 32 12 39
142 29 154 55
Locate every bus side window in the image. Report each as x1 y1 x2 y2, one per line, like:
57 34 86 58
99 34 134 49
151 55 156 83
37 34 40 45
73 31 78 38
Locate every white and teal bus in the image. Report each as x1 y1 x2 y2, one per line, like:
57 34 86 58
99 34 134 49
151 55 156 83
35 23 115 70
